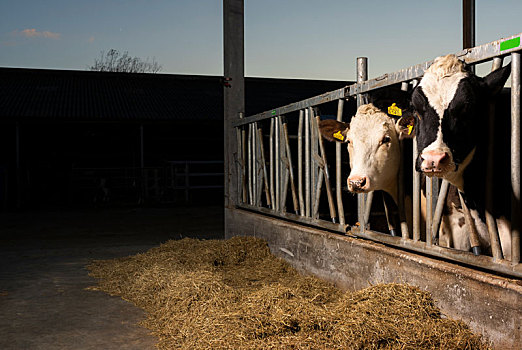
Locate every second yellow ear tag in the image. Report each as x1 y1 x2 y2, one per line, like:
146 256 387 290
407 124 413 135
333 130 344 141
388 103 402 117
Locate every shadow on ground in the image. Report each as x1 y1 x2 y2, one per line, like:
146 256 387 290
0 205 224 350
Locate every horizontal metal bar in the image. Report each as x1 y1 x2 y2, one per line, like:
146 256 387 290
350 229 522 279
237 203 349 234
232 87 348 127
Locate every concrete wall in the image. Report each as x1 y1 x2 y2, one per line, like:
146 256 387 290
225 207 522 349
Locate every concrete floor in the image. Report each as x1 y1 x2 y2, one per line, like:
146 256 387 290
0 205 224 350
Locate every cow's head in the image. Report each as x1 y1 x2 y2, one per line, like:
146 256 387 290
319 102 408 202
405 54 511 189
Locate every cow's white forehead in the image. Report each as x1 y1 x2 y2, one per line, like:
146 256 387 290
419 54 469 118
349 103 393 139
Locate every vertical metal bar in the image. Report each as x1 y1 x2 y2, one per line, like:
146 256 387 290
426 177 433 246
357 57 369 229
459 191 482 256
463 0 475 73
279 117 289 212
336 99 346 225
282 117 299 214
398 141 410 238
431 179 450 244
313 169 324 219
274 117 282 211
236 125 243 203
247 124 253 205
413 139 421 241
298 110 305 216
511 52 521 264
269 119 275 209
252 122 258 205
363 192 374 227
486 57 504 260
241 125 247 204
305 108 311 217
256 126 271 208
310 107 318 217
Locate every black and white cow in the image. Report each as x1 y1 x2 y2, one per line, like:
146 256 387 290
405 54 514 259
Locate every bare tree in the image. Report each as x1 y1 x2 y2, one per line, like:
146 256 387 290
89 49 162 73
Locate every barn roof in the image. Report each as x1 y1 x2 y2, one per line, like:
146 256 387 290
0 67 351 122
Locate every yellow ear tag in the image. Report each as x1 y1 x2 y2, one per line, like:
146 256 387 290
388 103 402 117
407 124 413 135
333 130 344 141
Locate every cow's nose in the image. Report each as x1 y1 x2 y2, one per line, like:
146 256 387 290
420 150 449 172
348 175 369 192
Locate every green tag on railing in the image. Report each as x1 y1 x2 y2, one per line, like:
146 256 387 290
500 36 520 51
271 110 276 116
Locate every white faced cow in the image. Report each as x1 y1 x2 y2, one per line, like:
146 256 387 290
319 94 414 236
319 103 403 203
406 54 513 259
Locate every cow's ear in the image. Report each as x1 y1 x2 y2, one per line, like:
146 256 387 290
483 63 511 96
395 114 415 140
319 119 349 143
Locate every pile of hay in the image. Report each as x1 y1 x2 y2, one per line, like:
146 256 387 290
87 236 490 349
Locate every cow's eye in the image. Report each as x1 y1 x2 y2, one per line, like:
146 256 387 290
381 135 391 145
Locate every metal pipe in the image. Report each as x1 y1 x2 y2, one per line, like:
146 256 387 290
241 125 247 204
257 126 271 208
247 123 253 205
363 192 374 229
511 52 521 264
431 179 450 244
357 57 369 229
426 177 433 246
336 99 346 225
252 122 258 205
275 117 280 211
313 168 324 219
269 119 275 209
298 110 305 215
282 117 299 214
458 191 482 255
398 141 410 238
305 108 311 217
310 107 318 217
413 139 421 241
486 57 504 260
279 117 289 212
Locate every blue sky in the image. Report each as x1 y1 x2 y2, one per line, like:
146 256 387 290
1 0 521 81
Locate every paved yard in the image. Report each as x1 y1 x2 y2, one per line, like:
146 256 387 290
0 206 224 350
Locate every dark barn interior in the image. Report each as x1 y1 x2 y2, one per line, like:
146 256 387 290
0 67 352 210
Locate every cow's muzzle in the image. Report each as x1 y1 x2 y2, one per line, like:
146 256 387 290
348 175 370 193
420 150 450 175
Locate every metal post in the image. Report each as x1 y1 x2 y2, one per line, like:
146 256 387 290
413 140 421 241
223 0 244 213
463 0 475 73
298 110 305 216
431 179 450 244
336 99 346 225
511 52 521 264
269 118 275 209
282 118 299 214
247 124 253 205
275 116 280 211
426 177 433 245
257 126 271 208
357 57 369 229
305 108 311 217
486 58 504 260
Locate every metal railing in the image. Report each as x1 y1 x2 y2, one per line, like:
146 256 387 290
233 32 522 278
